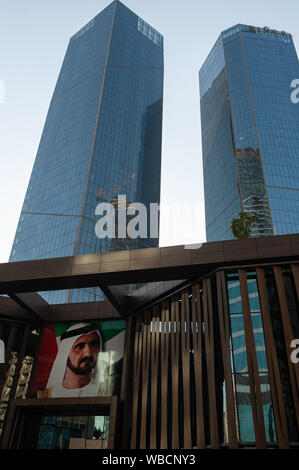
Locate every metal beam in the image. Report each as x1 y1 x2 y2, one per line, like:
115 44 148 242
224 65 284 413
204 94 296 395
0 234 297 295
9 293 49 322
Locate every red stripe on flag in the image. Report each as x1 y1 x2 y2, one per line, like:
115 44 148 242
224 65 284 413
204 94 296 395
33 323 58 392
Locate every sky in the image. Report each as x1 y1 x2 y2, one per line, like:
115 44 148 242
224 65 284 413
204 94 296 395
0 0 299 262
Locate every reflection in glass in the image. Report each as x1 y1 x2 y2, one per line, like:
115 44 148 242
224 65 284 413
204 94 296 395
226 272 277 443
227 274 255 442
37 415 109 449
236 148 273 236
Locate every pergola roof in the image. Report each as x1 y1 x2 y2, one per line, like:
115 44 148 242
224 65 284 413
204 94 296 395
0 234 298 320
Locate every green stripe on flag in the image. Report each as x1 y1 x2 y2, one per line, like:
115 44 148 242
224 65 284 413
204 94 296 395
53 320 126 342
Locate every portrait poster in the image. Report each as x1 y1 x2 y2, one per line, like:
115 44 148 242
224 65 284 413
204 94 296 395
33 320 126 398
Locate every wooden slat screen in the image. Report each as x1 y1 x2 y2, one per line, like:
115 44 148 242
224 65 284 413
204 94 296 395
127 264 299 449
129 285 211 449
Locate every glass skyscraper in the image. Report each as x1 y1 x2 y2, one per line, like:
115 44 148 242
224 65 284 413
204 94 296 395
9 1 163 303
200 24 299 242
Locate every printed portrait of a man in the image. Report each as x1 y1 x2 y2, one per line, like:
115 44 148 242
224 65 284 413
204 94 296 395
34 320 126 398
43 323 102 397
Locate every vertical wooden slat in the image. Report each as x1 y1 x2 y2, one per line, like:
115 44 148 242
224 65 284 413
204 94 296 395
107 396 118 450
191 284 205 448
120 317 132 401
256 268 289 448
3 326 16 367
273 266 299 427
291 264 299 301
238 269 267 448
130 316 143 449
171 298 180 449
140 310 151 449
150 306 160 449
291 263 299 399
0 325 18 446
181 291 192 448
160 302 169 449
216 271 238 448
120 316 133 449
0 326 17 397
203 278 219 448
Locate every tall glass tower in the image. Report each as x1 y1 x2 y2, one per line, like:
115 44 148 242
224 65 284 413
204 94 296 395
199 24 299 242
9 1 163 303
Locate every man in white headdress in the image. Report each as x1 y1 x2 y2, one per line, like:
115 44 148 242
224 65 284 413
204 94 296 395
43 323 102 398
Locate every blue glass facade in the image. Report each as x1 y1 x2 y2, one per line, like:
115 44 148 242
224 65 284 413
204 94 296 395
227 272 276 443
200 24 299 241
226 267 299 444
9 1 163 303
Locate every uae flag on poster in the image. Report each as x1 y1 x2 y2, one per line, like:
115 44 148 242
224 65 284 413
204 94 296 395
33 320 126 392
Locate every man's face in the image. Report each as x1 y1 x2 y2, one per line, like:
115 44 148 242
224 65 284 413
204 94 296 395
67 331 100 376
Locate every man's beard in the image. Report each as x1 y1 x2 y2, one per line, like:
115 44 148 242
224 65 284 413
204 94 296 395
67 356 96 376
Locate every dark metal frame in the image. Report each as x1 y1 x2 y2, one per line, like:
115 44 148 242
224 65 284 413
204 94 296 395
0 234 299 449
2 397 118 449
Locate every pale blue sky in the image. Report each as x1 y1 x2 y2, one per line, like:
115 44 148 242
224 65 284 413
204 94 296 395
0 0 299 262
